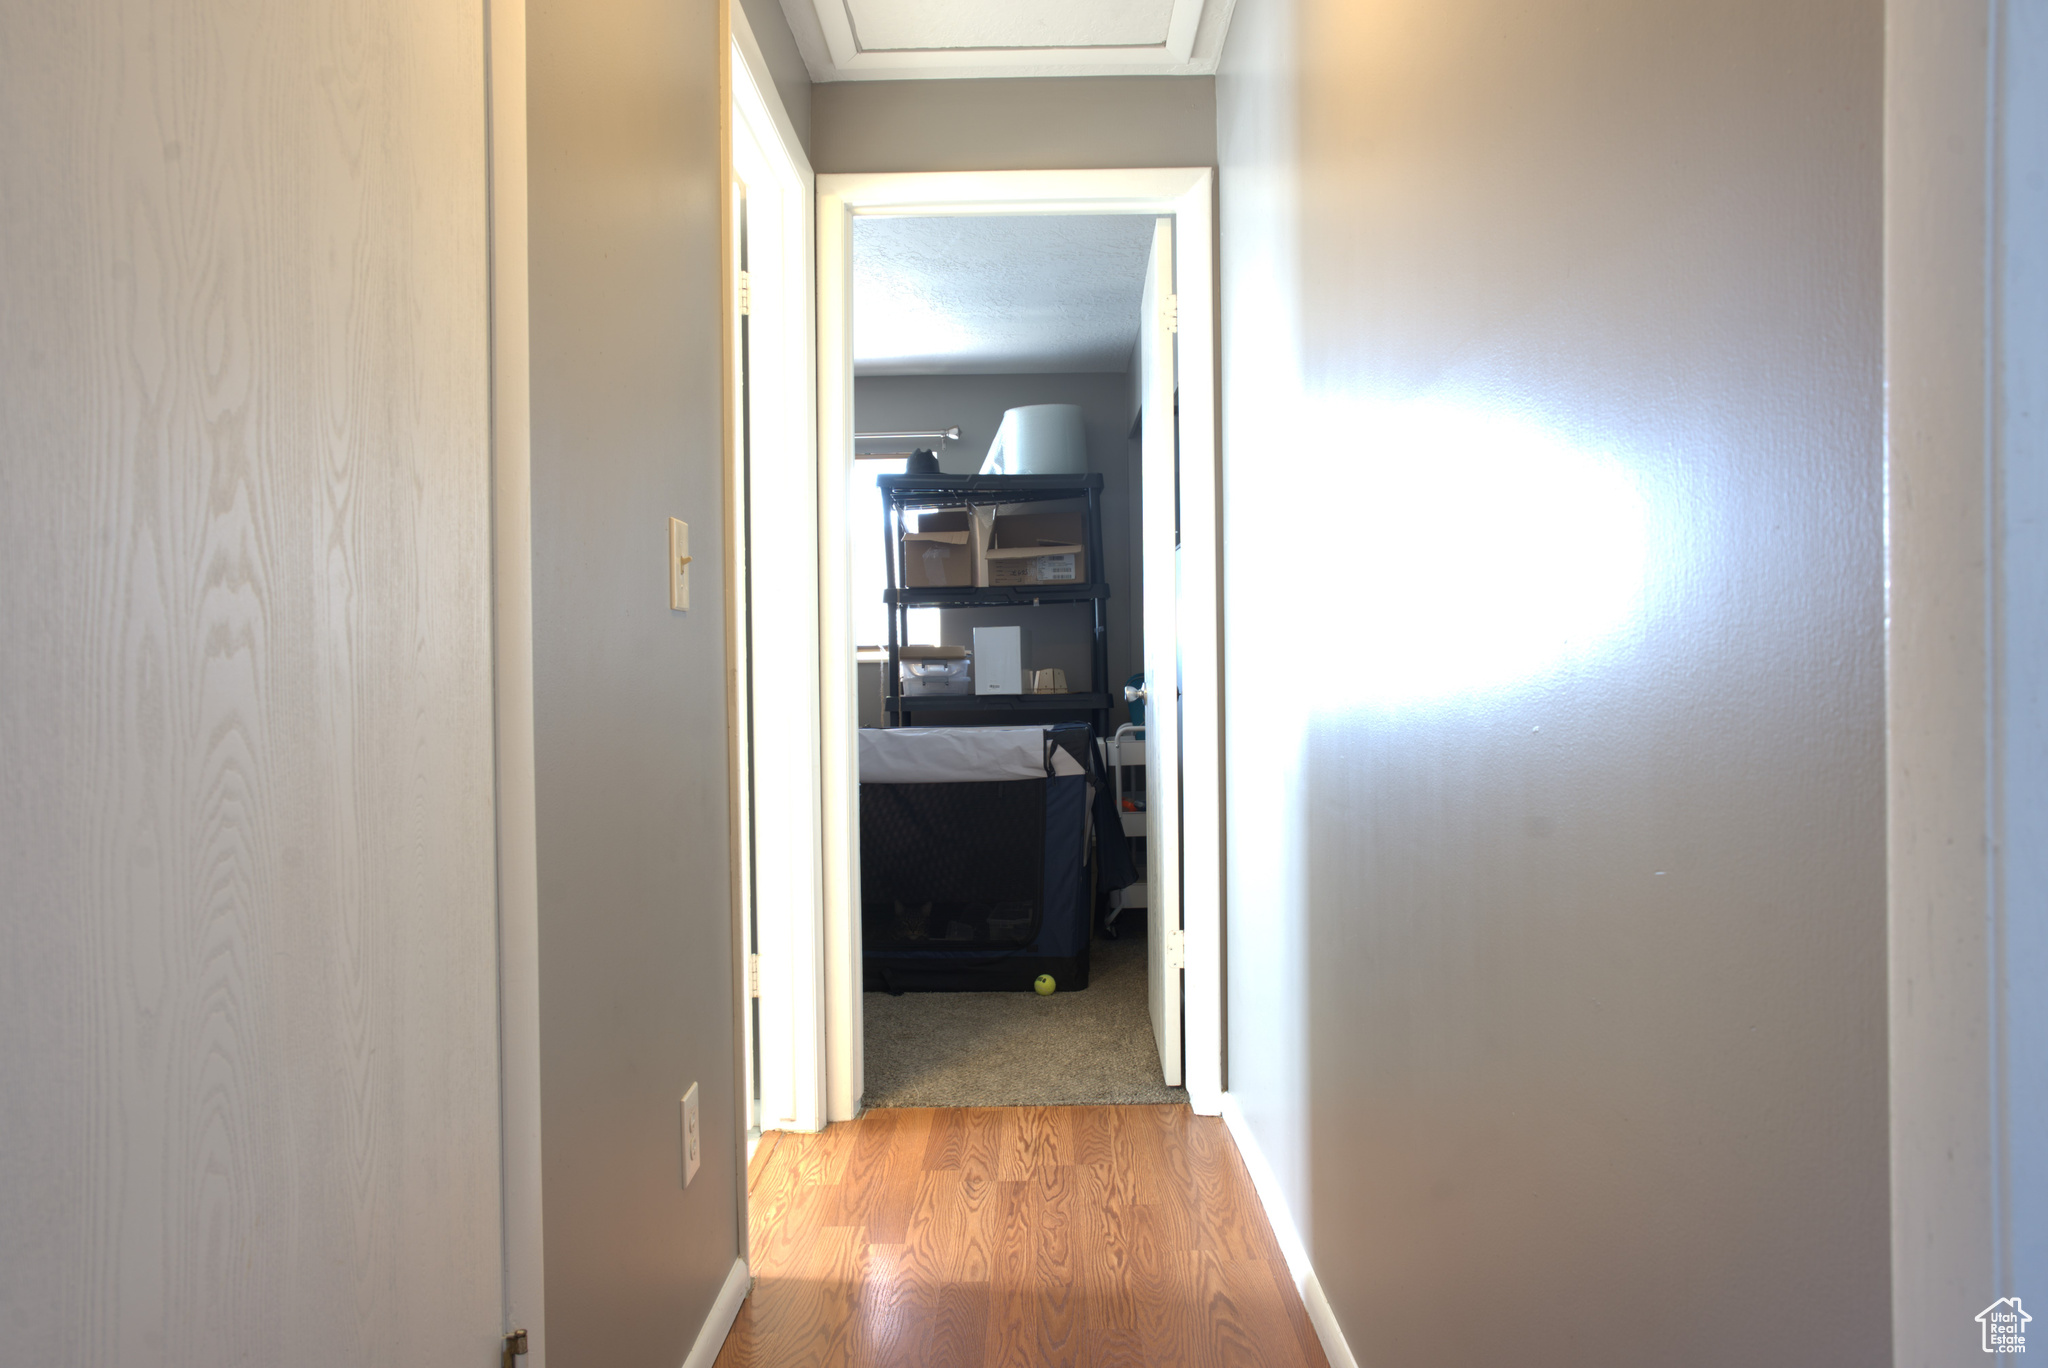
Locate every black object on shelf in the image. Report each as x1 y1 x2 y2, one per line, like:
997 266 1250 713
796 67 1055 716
879 472 1113 736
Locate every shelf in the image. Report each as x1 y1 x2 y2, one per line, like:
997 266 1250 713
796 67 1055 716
877 473 1103 508
886 692 1110 712
885 582 1110 607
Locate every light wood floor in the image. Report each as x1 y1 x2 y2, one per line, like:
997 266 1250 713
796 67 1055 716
715 1105 1331 1368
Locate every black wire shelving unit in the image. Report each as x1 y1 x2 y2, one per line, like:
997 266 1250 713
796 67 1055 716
879 472 1112 735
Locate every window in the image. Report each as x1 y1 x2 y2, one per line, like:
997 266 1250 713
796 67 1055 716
850 456 939 649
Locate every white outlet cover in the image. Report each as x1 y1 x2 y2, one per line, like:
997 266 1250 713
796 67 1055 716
681 1083 701 1187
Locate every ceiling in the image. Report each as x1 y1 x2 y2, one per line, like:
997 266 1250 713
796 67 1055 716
854 215 1158 376
780 0 1238 80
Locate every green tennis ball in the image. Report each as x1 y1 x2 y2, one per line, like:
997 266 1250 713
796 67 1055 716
1034 974 1057 996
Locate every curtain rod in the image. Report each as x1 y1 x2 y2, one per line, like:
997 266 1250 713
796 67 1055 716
855 427 959 443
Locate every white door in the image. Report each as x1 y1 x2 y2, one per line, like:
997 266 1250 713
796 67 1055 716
732 52 826 1134
1139 218 1183 1087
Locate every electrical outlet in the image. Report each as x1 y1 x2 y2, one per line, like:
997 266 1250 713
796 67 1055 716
669 517 691 611
681 1083 701 1187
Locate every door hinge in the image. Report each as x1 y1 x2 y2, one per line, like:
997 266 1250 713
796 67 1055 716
1165 928 1185 970
748 953 761 998
737 269 752 316
1162 293 1179 334
502 1329 529 1367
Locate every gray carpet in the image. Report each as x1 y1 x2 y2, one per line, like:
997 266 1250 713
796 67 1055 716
863 934 1189 1108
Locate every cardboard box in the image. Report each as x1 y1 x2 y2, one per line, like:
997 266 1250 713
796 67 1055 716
901 510 975 587
981 510 1087 587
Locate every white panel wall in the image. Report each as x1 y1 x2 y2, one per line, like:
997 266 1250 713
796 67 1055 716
0 2 504 1364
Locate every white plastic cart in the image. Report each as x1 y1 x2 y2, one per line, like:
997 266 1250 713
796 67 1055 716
1102 722 1148 930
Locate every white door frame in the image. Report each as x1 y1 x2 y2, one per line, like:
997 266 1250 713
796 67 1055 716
487 0 545 1356
730 9 826 1138
816 167 1224 1119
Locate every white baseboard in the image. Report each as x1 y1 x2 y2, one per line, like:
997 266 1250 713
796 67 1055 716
681 1257 751 1368
1220 1094 1360 1368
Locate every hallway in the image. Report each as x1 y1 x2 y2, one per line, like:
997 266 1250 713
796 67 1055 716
8 0 2041 1362
717 1106 1328 1367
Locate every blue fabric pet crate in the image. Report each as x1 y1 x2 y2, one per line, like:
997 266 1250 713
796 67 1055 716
859 722 1107 993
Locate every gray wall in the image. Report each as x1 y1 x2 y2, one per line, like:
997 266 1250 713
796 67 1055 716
813 76 1216 173
856 372 1143 715
737 0 812 158
1216 0 1891 1364
528 0 741 1361
0 0 504 1363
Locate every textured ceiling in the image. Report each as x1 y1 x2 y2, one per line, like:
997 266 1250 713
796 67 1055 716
854 215 1157 376
781 0 1236 80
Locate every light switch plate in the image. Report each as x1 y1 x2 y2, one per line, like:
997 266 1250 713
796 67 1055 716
681 1082 701 1187
669 517 691 611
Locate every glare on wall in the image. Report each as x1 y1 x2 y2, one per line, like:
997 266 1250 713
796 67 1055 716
1307 399 1651 709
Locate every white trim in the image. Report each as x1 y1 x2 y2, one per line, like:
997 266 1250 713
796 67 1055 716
731 20 827 1139
1884 3 2048 1354
730 5 808 174
783 0 1235 81
488 0 545 1358
811 0 1203 67
778 0 838 87
1172 172 1223 1118
810 0 856 68
816 167 1224 1119
1162 0 1203 60
680 1258 752 1368
1171 0 1196 60
1221 1095 1359 1368
817 172 863 1123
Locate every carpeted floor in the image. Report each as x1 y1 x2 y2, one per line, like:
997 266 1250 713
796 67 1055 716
862 934 1188 1108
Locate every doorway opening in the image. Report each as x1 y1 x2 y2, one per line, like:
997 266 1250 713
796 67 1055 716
849 210 1174 1108
813 170 1224 1123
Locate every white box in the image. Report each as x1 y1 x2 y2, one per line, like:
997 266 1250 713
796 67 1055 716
902 675 973 696
972 626 1028 695
899 646 972 696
